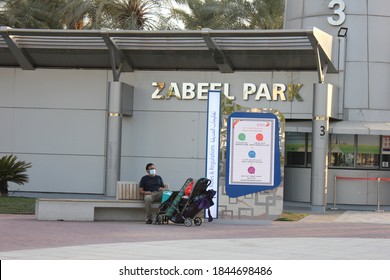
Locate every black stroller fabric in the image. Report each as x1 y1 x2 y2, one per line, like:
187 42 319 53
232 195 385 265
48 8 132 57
154 177 215 226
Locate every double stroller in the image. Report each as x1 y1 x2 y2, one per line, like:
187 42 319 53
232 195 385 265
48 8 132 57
153 177 216 227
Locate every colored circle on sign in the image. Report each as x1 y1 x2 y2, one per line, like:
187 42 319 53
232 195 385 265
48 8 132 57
248 150 256 158
248 166 255 174
238 133 246 141
256 133 263 141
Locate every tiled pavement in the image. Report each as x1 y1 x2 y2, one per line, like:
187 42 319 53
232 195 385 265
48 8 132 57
1 204 390 260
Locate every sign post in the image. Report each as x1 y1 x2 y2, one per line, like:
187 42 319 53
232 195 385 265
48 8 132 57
205 90 221 219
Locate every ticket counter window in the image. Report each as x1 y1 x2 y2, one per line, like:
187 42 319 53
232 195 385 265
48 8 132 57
330 134 355 167
356 135 380 168
285 132 307 166
381 136 390 169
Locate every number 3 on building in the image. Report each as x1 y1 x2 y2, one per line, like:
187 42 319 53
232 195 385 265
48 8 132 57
320 126 326 136
328 0 346 26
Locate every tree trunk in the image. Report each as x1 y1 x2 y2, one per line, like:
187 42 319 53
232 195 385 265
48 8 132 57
0 181 9 197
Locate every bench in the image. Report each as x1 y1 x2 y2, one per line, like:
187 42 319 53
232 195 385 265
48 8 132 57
35 182 160 221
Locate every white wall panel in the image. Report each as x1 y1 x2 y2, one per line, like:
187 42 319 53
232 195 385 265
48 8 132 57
12 109 106 155
287 0 368 18
344 62 368 109
344 15 368 62
285 0 352 30
368 0 390 16
0 108 14 151
302 0 333 17
290 72 317 118
8 154 105 193
284 0 304 23
121 111 200 158
344 0 367 14
284 168 311 202
0 68 15 106
120 157 206 191
368 16 390 63
196 112 207 159
284 18 304 29
347 109 390 122
14 69 107 109
369 62 390 110
285 0 369 62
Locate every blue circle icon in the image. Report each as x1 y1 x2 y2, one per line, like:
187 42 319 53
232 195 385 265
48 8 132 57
248 150 256 158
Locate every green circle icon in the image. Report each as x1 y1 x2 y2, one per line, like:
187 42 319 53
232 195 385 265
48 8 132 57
238 133 246 141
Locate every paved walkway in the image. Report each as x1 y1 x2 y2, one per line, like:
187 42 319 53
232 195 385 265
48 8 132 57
1 208 390 260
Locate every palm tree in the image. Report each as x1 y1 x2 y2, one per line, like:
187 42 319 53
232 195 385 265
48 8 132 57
60 0 160 30
0 155 32 197
247 0 285 29
0 0 172 30
101 0 160 30
0 0 67 29
60 0 95 30
170 0 285 30
171 0 248 30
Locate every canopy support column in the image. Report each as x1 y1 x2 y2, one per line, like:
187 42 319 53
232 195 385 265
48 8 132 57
105 82 133 197
311 83 334 212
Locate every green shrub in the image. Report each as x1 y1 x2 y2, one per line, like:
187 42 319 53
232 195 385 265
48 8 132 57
0 155 32 197
0 197 36 214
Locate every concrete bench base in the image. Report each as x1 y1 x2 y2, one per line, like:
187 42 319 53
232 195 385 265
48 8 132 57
35 198 159 222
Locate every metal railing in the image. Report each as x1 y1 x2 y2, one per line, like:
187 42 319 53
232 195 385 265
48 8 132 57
332 176 390 212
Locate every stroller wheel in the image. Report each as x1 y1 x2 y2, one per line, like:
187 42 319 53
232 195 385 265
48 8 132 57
194 217 202 226
184 217 192 227
154 215 162 225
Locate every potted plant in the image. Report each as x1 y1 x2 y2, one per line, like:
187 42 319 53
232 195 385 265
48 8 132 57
0 155 32 197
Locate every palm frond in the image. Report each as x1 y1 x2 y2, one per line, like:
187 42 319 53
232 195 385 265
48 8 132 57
0 155 32 185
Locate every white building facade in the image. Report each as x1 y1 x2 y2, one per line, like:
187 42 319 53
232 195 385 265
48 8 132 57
284 0 390 207
1 0 390 214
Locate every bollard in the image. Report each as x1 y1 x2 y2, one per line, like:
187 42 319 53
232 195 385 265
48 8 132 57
330 175 338 210
375 178 384 213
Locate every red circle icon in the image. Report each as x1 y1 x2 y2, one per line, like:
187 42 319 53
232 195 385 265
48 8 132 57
256 133 263 141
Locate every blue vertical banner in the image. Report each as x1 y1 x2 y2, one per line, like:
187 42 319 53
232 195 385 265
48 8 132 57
226 112 281 198
205 90 221 219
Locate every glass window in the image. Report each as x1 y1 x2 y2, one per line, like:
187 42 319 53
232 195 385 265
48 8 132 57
381 136 390 169
330 134 355 167
286 132 386 170
285 132 306 166
356 135 380 168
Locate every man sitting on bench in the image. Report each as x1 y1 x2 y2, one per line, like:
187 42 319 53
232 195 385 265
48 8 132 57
139 163 167 224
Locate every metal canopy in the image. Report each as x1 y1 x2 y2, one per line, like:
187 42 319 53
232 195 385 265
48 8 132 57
0 27 338 77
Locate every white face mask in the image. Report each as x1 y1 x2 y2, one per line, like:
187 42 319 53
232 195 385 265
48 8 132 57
149 169 156 176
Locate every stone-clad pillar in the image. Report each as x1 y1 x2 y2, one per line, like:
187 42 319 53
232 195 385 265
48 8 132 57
311 83 333 212
105 81 123 197
104 82 133 197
